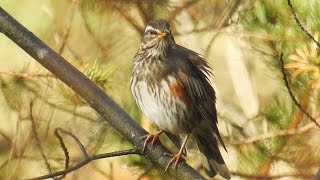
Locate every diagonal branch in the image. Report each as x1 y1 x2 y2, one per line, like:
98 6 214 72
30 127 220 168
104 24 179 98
0 7 204 180
279 53 320 128
287 0 320 48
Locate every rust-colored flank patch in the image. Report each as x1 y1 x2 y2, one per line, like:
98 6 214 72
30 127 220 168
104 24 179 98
169 82 190 107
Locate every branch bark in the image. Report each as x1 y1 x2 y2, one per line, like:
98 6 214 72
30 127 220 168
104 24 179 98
0 7 204 180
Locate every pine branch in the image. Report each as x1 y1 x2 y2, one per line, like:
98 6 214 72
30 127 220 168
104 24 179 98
287 0 320 48
0 7 204 180
0 69 54 79
279 53 320 128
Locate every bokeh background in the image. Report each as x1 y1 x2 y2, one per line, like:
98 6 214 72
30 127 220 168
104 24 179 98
0 0 319 179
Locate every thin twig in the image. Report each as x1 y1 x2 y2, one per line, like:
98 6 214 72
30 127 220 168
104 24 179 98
168 0 198 23
28 128 140 180
79 5 109 59
115 6 144 35
225 32 300 42
279 53 320 128
287 0 320 48
23 83 94 122
134 0 150 24
54 128 70 179
232 171 314 179
0 70 54 79
28 149 140 180
232 122 315 145
0 130 11 145
204 0 241 58
57 0 77 55
29 102 52 175
56 128 88 158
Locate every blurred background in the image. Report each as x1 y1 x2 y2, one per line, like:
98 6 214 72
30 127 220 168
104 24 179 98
0 0 319 179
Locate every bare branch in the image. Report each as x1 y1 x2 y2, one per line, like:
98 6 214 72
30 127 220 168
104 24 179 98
28 128 141 180
279 53 320 128
287 0 320 48
53 128 71 179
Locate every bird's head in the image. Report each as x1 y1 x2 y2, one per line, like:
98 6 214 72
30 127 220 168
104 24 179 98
140 19 175 56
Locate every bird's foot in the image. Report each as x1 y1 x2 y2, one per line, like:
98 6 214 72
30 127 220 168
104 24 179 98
140 130 164 151
164 134 190 172
164 151 184 172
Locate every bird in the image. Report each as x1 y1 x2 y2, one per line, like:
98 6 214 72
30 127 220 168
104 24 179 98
130 19 230 179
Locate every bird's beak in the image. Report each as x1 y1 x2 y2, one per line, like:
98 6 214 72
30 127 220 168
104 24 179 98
158 32 167 39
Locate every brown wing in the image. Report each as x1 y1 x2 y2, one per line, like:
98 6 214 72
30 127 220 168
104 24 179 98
169 45 226 150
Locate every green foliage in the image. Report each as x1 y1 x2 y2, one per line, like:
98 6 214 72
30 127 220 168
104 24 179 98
236 0 320 177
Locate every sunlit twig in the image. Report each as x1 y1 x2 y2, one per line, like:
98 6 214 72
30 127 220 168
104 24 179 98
0 70 54 79
232 171 314 179
232 122 315 145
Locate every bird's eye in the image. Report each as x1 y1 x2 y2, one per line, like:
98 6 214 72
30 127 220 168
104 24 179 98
147 30 157 35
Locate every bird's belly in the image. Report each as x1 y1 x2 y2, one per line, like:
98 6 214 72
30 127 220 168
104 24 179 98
133 80 193 135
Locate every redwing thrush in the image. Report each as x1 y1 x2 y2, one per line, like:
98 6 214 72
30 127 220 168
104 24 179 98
130 19 230 179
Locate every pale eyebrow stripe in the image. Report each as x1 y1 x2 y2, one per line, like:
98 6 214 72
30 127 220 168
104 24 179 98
144 25 155 32
144 25 161 33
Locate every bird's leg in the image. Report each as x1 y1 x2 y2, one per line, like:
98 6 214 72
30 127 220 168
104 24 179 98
140 130 164 151
165 134 190 171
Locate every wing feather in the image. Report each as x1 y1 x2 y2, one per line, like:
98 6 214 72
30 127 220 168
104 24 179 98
170 45 226 150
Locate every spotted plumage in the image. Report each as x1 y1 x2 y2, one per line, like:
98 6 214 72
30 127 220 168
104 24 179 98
131 19 230 179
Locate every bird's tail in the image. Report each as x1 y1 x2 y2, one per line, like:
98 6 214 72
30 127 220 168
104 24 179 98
193 130 230 179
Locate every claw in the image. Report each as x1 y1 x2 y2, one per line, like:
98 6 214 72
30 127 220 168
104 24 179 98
164 134 190 172
140 130 164 151
165 152 183 171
